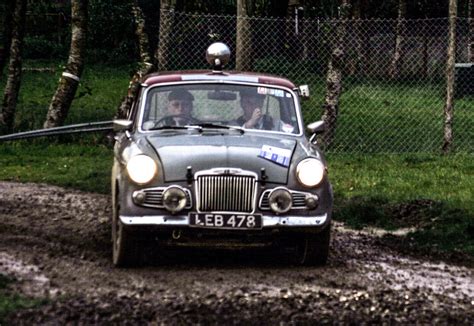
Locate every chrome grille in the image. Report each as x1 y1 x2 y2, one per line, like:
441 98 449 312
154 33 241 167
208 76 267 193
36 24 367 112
196 174 256 213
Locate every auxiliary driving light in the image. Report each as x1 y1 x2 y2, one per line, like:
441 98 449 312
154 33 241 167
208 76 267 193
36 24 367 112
305 194 319 210
268 187 292 214
163 186 187 213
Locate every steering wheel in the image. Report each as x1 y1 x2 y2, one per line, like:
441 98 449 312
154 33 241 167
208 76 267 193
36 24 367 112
153 114 201 127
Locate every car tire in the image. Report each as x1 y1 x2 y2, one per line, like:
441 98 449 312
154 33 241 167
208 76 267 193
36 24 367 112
112 202 141 267
290 224 331 266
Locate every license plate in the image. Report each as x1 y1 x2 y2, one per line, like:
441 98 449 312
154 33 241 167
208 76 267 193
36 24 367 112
189 213 262 229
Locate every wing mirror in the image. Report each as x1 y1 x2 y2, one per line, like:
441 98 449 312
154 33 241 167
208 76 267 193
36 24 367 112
307 121 325 144
113 119 133 132
307 121 325 134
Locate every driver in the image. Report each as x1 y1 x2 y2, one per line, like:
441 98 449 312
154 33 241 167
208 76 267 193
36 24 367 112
165 89 194 126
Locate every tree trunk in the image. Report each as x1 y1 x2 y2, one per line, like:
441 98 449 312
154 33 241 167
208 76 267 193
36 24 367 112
442 0 457 154
116 0 155 119
421 19 429 78
347 0 361 76
468 0 473 62
389 0 407 80
236 0 253 71
155 0 173 72
0 0 26 134
43 0 88 128
322 0 350 148
0 0 15 75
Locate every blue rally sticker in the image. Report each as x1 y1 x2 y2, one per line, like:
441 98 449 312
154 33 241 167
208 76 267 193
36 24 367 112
258 145 291 167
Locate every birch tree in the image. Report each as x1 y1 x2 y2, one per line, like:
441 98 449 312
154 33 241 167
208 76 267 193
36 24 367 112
322 0 350 147
116 0 155 119
0 0 26 134
389 0 407 80
44 0 88 128
442 0 458 153
0 0 15 75
236 0 253 71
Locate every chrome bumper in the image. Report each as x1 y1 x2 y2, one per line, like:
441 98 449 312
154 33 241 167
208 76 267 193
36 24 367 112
119 213 328 228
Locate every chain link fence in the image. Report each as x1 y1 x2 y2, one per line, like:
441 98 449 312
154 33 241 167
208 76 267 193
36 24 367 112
159 12 473 153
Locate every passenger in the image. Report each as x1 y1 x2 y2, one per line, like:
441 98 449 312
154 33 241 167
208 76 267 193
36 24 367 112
236 89 274 130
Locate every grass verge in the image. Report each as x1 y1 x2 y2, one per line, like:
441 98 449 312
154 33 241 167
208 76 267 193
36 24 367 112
329 153 474 259
0 140 113 194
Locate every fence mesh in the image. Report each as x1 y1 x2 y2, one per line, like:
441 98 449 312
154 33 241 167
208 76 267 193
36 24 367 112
158 12 473 153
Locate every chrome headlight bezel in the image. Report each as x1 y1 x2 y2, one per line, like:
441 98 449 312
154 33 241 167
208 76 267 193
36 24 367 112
296 158 325 188
126 154 157 185
162 186 188 213
268 187 293 214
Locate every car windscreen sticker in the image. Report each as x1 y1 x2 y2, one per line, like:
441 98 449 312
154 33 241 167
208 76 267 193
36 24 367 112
257 87 285 98
258 145 291 167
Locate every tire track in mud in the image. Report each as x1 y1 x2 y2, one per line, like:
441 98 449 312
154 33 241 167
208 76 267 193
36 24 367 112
1 181 473 324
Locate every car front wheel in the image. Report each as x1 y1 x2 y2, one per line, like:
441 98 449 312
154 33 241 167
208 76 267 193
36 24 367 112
112 201 141 267
287 224 331 266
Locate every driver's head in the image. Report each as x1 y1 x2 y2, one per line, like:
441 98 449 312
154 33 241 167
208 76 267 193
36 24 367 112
167 89 194 116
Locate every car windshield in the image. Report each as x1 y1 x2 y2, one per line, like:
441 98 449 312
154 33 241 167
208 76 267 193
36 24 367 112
140 83 300 134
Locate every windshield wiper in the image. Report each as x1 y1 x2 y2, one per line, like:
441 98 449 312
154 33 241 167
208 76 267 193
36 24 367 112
147 125 201 131
188 123 245 134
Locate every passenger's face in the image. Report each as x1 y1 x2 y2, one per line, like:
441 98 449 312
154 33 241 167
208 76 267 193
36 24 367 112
168 100 193 116
241 96 263 116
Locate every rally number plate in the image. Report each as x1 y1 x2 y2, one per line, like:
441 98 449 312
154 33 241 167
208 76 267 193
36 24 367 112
189 213 262 229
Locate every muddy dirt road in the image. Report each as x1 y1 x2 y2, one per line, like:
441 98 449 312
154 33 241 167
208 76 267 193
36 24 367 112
0 181 473 324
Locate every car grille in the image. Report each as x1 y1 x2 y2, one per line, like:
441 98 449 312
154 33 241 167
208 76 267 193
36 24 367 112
259 189 308 210
196 174 257 213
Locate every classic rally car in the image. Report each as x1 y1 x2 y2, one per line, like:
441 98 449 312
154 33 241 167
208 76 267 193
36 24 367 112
112 43 333 267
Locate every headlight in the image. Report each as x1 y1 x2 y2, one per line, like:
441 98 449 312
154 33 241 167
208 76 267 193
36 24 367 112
126 155 157 184
268 187 292 214
163 186 187 213
296 158 325 188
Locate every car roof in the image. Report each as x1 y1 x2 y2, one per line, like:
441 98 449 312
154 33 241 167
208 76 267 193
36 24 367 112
142 70 296 89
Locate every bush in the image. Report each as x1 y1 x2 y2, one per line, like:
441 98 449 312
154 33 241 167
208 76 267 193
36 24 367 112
24 36 68 60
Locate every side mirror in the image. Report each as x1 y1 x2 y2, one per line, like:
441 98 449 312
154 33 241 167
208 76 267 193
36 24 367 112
298 85 310 98
113 119 133 132
307 121 325 135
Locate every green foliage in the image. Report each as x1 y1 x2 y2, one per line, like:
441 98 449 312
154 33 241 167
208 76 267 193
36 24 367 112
87 0 137 63
254 57 325 77
1 61 132 132
24 35 68 60
0 274 46 324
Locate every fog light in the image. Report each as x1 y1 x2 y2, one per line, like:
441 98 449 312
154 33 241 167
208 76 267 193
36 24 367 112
305 194 319 210
132 191 146 204
268 188 292 214
163 186 187 213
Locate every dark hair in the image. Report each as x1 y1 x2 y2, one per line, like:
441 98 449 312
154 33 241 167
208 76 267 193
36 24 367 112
240 88 265 101
168 89 194 101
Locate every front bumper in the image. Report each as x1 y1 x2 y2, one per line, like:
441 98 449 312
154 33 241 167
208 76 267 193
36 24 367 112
119 213 328 228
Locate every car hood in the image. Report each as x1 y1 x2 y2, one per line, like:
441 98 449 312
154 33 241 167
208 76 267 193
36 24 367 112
145 133 297 183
